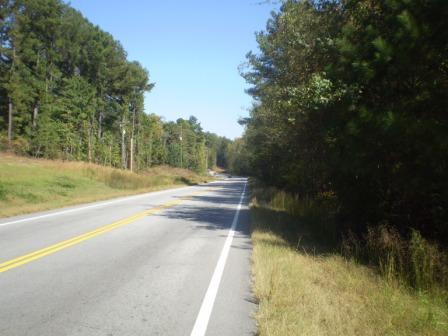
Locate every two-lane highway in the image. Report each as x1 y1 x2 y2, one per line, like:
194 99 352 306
0 178 255 336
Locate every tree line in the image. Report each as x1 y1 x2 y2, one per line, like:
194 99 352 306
238 0 448 244
0 0 233 173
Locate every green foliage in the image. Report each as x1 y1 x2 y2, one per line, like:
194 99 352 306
0 0 233 174
226 138 251 175
0 182 6 200
241 0 448 245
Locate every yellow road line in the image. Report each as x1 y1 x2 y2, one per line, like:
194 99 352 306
0 189 207 273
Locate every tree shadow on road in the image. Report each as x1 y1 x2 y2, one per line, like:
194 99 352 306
161 180 251 237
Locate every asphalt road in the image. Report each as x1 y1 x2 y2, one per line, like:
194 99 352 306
0 178 255 336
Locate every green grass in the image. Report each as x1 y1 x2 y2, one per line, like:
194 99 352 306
0 153 211 217
250 185 448 336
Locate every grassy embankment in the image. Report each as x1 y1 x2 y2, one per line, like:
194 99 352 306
0 153 211 218
250 182 448 336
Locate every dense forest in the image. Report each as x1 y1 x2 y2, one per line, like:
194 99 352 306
238 0 448 246
0 0 235 173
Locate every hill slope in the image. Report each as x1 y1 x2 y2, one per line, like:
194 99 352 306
0 153 210 218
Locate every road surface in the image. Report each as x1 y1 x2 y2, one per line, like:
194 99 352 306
0 178 255 336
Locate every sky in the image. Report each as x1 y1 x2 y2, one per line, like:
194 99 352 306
66 0 278 139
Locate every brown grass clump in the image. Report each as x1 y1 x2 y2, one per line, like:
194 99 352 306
342 225 448 293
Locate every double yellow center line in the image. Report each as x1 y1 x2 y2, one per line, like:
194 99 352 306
0 190 206 273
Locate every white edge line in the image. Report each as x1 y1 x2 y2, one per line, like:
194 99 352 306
190 181 247 336
0 181 223 227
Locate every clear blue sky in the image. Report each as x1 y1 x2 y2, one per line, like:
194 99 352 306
67 0 277 139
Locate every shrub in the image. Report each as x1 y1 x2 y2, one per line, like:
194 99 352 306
343 225 448 292
0 134 30 155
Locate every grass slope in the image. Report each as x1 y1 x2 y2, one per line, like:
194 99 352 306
251 197 448 335
0 153 210 218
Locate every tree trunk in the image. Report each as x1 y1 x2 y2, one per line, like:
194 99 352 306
148 130 153 167
98 112 103 139
8 97 13 146
130 137 134 172
136 117 141 171
121 122 126 170
8 45 16 147
33 53 40 129
32 104 39 128
129 108 136 172
180 125 183 168
109 144 112 166
88 121 92 163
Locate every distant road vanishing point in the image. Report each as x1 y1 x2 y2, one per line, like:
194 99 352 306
0 178 255 336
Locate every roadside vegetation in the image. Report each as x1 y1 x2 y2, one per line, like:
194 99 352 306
238 0 448 247
231 1 448 334
250 181 448 336
0 153 210 218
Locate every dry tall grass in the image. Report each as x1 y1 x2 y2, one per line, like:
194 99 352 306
250 181 448 335
0 153 210 217
342 225 448 293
